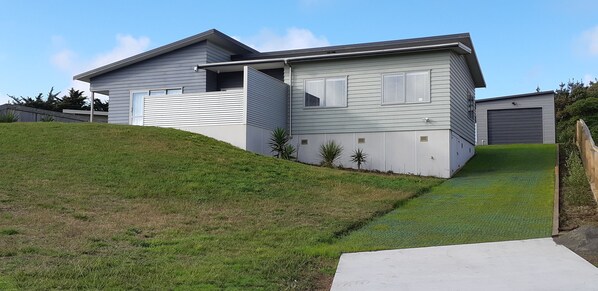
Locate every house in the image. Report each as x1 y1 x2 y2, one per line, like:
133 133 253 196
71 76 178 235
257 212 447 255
475 91 555 145
74 29 485 178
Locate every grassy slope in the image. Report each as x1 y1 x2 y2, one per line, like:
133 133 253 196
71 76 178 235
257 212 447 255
0 123 440 290
319 144 556 254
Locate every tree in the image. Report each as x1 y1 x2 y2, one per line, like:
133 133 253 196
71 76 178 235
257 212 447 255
57 88 87 111
9 87 61 111
8 87 109 112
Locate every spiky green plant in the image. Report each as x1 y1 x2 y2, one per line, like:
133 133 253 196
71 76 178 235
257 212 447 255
0 111 18 123
269 128 295 160
319 140 343 167
40 115 55 122
281 144 296 161
350 148 368 170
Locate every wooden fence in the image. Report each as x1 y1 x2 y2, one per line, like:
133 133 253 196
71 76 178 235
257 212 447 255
576 119 598 202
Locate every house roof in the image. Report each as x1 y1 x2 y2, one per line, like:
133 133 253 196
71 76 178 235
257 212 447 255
73 29 257 82
216 33 486 87
475 91 555 103
74 30 485 88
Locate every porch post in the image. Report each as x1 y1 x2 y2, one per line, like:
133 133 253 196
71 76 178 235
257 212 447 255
90 91 94 123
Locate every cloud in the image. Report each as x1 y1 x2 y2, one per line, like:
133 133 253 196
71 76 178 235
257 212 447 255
578 25 598 56
89 34 150 69
241 27 329 52
51 49 77 71
50 34 150 100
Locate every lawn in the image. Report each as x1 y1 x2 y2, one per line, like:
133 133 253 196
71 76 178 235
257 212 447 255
0 123 440 290
320 144 556 254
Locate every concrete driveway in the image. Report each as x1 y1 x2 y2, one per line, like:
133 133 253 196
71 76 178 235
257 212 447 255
331 238 598 291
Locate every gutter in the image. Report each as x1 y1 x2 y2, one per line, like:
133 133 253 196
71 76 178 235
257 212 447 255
284 59 293 137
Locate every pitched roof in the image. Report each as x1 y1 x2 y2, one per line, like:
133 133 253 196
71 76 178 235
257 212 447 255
232 33 485 87
74 29 257 82
74 30 485 88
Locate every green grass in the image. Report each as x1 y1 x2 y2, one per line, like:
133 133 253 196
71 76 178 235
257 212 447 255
0 123 440 290
315 144 556 255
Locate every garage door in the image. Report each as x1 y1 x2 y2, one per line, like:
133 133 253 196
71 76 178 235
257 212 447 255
488 108 543 144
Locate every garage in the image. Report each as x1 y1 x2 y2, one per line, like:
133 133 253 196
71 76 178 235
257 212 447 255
487 108 543 144
476 91 555 145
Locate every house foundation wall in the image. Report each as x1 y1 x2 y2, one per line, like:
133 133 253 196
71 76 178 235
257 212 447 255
290 130 458 178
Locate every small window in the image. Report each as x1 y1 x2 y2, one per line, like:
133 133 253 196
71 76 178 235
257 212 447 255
382 71 430 104
301 139 308 145
420 136 428 142
167 88 183 95
304 77 347 108
357 138 366 144
467 91 476 120
149 88 183 96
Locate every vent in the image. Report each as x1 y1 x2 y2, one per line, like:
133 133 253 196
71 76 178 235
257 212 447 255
357 138 366 144
301 139 308 145
420 136 428 142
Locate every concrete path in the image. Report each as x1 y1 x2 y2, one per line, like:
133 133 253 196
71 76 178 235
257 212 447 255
331 238 598 291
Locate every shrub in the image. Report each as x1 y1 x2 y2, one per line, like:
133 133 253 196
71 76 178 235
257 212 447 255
281 144 296 160
269 128 296 160
40 115 55 122
319 140 343 167
564 149 595 206
0 229 19 235
350 148 368 170
0 111 18 123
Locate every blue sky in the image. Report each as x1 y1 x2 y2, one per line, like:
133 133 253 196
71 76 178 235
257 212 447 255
1 0 597 104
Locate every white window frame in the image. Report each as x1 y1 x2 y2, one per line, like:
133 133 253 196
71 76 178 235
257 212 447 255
129 87 183 125
303 76 348 108
381 70 431 105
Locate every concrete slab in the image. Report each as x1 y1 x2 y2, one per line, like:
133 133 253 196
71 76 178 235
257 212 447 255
331 238 598 291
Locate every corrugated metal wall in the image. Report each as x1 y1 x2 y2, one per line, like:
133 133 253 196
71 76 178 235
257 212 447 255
245 67 289 131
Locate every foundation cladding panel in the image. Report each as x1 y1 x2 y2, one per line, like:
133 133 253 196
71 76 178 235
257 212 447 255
292 130 452 178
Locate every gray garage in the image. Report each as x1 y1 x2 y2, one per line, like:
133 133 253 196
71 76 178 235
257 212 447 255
476 91 555 145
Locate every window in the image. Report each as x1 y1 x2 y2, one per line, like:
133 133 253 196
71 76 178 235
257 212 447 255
304 77 347 107
382 71 430 104
130 87 183 125
467 90 476 120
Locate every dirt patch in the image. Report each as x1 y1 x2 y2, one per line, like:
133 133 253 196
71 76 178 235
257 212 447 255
554 226 598 266
558 145 598 265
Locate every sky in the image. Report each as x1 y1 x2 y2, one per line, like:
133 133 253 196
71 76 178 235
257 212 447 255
0 0 597 105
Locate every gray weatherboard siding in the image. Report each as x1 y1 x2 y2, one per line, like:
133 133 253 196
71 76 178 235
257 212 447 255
285 51 474 137
449 52 476 144
92 40 235 124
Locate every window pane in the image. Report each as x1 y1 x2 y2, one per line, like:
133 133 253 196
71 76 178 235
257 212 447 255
149 90 166 96
325 78 346 107
131 92 145 116
305 79 324 107
406 72 430 103
383 74 405 104
166 89 182 95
